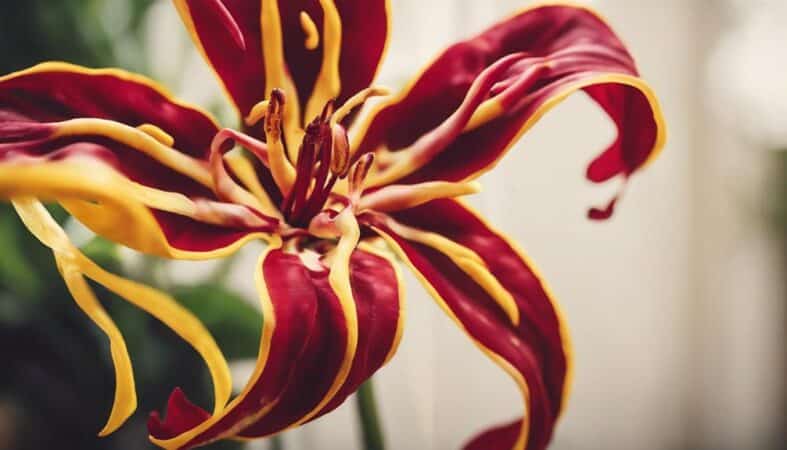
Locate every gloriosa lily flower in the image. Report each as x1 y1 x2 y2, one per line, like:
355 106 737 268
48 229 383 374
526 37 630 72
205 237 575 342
0 1 665 449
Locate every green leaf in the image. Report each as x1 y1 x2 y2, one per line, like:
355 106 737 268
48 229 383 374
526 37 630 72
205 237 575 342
81 236 122 273
0 209 44 299
172 283 262 360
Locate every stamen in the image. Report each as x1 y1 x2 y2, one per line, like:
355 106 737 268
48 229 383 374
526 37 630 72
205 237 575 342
281 121 321 218
348 152 374 206
320 100 336 122
209 130 268 212
293 121 335 224
300 11 320 50
264 89 296 195
206 0 246 51
332 87 391 125
212 128 269 167
304 0 342 123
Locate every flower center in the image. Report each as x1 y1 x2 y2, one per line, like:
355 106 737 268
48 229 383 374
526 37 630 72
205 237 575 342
263 88 383 230
210 88 387 234
279 101 349 228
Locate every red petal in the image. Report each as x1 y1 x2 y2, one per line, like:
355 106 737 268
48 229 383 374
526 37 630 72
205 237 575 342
464 419 523 450
175 0 389 121
149 244 403 449
365 198 571 450
147 388 211 440
0 63 217 155
354 4 665 219
0 63 276 257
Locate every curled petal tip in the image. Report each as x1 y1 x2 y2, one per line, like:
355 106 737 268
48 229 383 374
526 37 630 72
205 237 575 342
148 387 210 441
588 197 618 221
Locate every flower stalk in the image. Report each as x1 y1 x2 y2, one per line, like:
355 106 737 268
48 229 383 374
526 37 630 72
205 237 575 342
356 379 385 450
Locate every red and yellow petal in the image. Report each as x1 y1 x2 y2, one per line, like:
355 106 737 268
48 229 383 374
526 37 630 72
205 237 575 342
0 63 277 258
353 3 665 218
0 62 219 155
363 198 571 450
148 233 403 449
174 0 389 126
12 198 231 436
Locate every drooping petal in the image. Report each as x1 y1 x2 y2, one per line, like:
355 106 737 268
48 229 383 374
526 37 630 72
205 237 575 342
363 198 571 450
149 233 403 449
0 63 277 258
353 4 665 218
173 0 389 125
12 198 231 436
242 242 404 427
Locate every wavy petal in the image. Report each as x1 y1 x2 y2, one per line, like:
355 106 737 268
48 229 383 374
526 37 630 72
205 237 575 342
364 198 571 450
353 3 665 218
12 198 231 436
0 63 277 258
149 233 403 449
173 0 389 125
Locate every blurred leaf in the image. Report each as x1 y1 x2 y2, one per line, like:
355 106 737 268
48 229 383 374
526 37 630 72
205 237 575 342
0 211 43 299
81 237 122 273
172 284 262 360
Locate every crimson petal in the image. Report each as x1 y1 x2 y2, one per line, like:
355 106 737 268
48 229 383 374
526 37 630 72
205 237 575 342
149 243 403 449
0 63 278 258
354 4 665 218
174 0 389 123
365 198 571 450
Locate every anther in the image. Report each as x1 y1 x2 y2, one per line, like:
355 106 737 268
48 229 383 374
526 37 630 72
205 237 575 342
329 124 350 177
265 89 285 140
264 88 297 196
349 153 374 199
320 99 335 122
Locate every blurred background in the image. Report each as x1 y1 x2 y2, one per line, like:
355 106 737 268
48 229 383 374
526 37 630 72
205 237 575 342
0 1 784 450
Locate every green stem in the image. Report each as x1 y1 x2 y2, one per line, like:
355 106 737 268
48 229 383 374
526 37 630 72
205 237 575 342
270 434 284 450
356 379 385 450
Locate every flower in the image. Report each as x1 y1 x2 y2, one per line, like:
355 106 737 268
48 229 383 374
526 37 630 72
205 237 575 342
0 1 666 449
